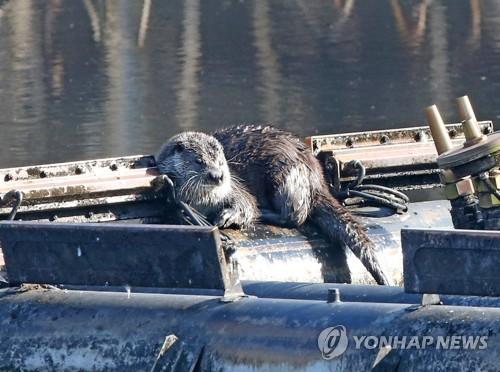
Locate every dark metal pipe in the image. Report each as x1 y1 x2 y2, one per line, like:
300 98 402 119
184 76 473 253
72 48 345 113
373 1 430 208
59 281 500 308
0 287 499 371
241 280 500 307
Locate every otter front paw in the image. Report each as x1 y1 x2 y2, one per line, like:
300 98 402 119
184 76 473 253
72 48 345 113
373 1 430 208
151 174 174 192
214 208 251 229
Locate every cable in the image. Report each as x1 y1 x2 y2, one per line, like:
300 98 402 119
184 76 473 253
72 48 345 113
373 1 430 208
334 160 409 214
0 190 23 221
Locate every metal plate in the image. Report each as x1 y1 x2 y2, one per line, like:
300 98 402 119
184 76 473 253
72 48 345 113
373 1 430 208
0 222 241 294
402 228 500 297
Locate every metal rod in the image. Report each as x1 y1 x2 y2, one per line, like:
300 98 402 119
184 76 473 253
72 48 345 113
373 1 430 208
457 96 483 143
462 118 483 143
425 105 453 154
457 95 477 122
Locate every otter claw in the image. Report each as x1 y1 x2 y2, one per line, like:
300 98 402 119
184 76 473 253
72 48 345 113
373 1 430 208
215 208 242 229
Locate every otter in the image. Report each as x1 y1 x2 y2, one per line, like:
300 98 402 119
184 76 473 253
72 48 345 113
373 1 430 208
156 125 390 285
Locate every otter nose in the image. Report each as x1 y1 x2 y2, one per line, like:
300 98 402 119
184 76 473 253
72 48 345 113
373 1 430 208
208 169 224 184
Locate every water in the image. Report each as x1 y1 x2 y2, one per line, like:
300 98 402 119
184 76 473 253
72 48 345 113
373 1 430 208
1 0 500 168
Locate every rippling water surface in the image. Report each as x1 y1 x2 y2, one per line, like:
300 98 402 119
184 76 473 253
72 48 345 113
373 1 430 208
1 0 500 167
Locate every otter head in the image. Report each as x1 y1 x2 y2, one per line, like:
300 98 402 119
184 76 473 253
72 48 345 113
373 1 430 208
155 132 231 204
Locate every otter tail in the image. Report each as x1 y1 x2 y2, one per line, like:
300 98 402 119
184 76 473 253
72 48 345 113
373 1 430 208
310 189 390 285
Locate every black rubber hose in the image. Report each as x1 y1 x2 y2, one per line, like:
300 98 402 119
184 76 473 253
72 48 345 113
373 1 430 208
355 184 410 203
348 189 408 212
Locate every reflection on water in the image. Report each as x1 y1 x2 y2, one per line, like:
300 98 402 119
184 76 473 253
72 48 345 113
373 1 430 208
176 0 201 130
1 0 500 167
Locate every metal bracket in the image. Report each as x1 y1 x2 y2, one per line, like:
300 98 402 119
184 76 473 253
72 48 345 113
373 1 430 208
402 228 500 297
0 221 245 298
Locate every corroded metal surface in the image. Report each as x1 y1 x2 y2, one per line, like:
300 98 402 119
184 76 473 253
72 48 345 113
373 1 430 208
0 155 155 182
0 287 499 371
0 155 163 222
306 121 493 153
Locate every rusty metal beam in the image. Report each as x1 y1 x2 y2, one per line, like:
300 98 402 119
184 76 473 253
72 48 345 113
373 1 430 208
0 155 163 221
306 121 493 153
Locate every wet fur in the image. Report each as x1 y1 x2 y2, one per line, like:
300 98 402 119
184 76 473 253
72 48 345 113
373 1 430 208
213 125 390 285
157 125 390 284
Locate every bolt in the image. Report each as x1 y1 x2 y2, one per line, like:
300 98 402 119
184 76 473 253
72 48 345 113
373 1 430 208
380 135 390 144
448 129 457 139
110 163 118 171
75 166 84 175
40 171 47 178
327 288 341 303
483 126 492 135
50 215 58 222
86 211 94 219
4 174 13 182
414 131 427 142
345 138 354 148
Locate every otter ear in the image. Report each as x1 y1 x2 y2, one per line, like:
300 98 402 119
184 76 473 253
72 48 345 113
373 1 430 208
174 142 184 153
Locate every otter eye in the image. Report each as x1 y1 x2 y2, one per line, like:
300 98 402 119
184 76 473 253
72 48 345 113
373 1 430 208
196 157 203 164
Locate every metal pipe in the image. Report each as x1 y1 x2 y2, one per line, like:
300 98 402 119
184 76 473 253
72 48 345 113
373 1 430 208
241 281 500 307
425 105 453 154
1 288 499 370
60 281 500 308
